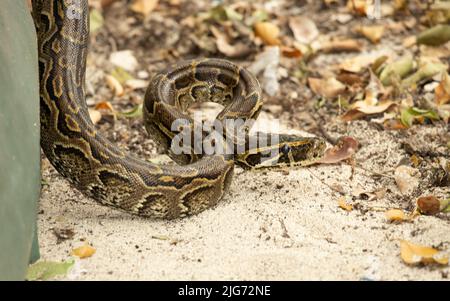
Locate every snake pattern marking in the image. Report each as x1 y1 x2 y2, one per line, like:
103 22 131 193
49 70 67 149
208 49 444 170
32 0 326 219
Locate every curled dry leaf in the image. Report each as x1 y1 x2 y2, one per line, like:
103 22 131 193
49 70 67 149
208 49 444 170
72 244 96 259
288 16 319 45
210 26 252 58
308 77 346 99
394 165 420 195
356 25 385 44
400 240 448 266
131 0 159 17
338 196 353 211
105 74 124 96
435 72 450 105
341 101 396 121
254 22 280 46
318 136 359 164
385 209 407 222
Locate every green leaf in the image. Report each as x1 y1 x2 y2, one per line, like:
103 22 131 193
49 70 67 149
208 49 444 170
90 9 104 33
442 198 450 213
26 259 75 281
118 104 143 119
400 107 440 127
111 67 133 85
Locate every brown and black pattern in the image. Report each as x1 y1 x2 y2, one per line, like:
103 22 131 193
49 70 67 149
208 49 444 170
32 0 325 219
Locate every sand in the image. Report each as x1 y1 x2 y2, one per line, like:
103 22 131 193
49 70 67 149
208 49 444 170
37 117 450 280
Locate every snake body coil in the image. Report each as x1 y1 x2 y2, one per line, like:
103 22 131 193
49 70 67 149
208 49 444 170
33 0 325 219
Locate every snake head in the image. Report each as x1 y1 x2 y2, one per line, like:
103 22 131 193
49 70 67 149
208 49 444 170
277 135 327 167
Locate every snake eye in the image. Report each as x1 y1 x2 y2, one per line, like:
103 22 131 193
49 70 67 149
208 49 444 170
281 144 290 155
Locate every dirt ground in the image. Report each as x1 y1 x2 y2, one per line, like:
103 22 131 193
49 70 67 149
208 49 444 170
37 0 450 280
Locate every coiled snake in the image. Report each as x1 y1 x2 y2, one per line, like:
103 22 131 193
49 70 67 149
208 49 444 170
32 0 326 219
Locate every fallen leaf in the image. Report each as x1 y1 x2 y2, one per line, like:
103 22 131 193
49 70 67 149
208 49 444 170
347 0 368 16
88 109 102 125
95 101 115 113
436 72 450 105
394 165 420 195
72 244 96 259
280 45 302 58
341 101 396 121
402 58 447 87
109 50 138 72
308 77 346 99
338 196 353 211
289 16 319 44
105 74 124 96
130 0 159 17
321 39 363 53
400 240 448 265
26 260 75 281
254 22 281 46
90 9 104 33
210 26 252 58
356 25 385 44
400 107 440 127
379 55 414 86
385 209 407 222
417 24 450 46
417 195 450 215
318 136 359 164
118 104 143 119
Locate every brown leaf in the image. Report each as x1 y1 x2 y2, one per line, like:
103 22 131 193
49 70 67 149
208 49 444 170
254 22 281 46
356 25 385 44
105 74 124 96
210 26 252 58
417 195 441 215
338 197 353 211
280 46 302 58
435 72 450 105
385 209 407 222
341 101 396 121
321 39 363 53
308 77 346 99
130 0 159 17
318 136 359 164
400 240 448 265
72 244 96 259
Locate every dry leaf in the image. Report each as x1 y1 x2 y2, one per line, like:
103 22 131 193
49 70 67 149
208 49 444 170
105 74 124 96
318 136 359 164
394 166 420 195
131 0 159 17
338 197 353 211
321 39 363 53
342 101 396 121
95 101 115 113
88 109 102 125
400 240 448 265
308 77 346 99
289 16 319 44
417 195 441 215
385 209 407 222
280 46 302 58
254 22 281 46
356 25 385 44
339 53 384 73
210 26 252 58
109 50 138 72
347 0 368 16
72 244 96 259
436 72 450 105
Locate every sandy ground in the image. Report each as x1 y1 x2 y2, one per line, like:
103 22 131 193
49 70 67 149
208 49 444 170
37 117 450 280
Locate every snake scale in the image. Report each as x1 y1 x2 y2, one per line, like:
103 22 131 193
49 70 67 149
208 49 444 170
32 0 326 219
